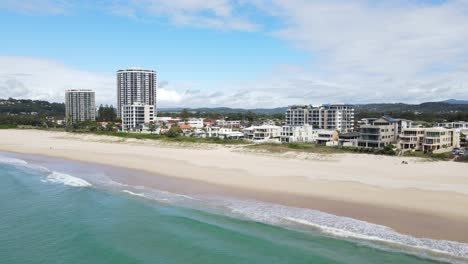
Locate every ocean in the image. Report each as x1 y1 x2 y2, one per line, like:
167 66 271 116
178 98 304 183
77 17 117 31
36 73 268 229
0 152 466 264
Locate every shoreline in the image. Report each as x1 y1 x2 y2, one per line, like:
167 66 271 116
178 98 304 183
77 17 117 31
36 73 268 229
1 129 468 243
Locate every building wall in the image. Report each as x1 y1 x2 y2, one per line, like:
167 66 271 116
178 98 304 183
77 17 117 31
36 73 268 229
117 68 157 118
122 104 154 131
65 89 96 124
285 104 354 132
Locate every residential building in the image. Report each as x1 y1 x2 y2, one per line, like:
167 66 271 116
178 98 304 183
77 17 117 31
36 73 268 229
216 119 242 128
184 118 204 129
65 89 96 124
243 125 281 143
117 68 157 118
280 125 318 143
285 105 311 126
422 128 460 153
358 116 400 148
316 130 339 146
285 104 354 132
399 128 426 151
437 121 468 130
338 132 361 147
121 103 155 132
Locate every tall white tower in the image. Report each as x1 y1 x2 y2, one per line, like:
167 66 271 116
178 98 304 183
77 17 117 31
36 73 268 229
116 68 157 118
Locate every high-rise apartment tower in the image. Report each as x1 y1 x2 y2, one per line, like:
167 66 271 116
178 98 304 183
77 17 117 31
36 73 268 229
65 89 96 124
117 68 157 118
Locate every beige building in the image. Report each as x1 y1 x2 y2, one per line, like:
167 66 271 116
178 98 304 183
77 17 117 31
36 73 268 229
399 128 426 151
399 127 460 153
316 130 339 145
358 116 399 148
422 128 460 153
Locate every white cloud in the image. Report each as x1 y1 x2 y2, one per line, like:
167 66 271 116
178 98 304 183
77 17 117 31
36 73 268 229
0 0 71 15
2 1 468 107
0 56 114 105
106 0 260 31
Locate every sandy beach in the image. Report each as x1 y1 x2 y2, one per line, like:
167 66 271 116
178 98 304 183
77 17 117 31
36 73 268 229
1 129 468 243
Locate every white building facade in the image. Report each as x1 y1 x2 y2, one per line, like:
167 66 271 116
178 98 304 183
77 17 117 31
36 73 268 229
121 103 155 132
117 68 157 118
244 125 281 143
280 125 318 143
65 89 96 124
285 104 354 132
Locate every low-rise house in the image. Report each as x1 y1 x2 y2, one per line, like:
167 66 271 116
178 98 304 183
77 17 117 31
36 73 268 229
358 116 400 148
437 121 468 130
206 126 233 138
280 125 317 143
216 119 241 128
179 124 193 136
338 132 360 147
185 118 204 129
219 131 244 140
316 130 339 146
244 125 281 143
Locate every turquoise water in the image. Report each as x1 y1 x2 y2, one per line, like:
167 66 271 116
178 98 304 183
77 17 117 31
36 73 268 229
0 156 463 264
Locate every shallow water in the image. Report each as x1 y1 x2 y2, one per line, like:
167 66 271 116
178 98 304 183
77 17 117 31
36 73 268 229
0 153 466 264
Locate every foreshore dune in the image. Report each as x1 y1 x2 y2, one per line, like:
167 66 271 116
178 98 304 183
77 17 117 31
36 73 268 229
1 129 468 243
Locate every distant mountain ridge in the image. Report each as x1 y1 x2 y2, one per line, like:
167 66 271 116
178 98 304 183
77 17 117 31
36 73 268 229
441 99 468 105
160 102 468 115
1 98 468 116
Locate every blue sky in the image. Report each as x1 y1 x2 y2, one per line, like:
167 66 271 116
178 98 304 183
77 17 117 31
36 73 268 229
1 0 467 108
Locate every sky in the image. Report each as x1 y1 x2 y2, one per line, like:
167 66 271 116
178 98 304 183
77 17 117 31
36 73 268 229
1 0 468 108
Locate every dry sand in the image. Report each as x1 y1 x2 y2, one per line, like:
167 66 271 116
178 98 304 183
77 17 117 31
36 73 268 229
1 129 468 242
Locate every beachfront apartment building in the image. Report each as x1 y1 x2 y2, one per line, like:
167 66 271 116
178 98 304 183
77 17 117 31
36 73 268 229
285 105 310 126
117 68 157 118
65 89 96 124
399 128 426 151
422 128 460 153
357 116 400 148
121 103 155 132
280 125 318 143
285 104 354 132
244 125 281 143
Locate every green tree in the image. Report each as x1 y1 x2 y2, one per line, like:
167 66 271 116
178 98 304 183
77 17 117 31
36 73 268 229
167 125 183 138
180 109 190 119
148 121 157 134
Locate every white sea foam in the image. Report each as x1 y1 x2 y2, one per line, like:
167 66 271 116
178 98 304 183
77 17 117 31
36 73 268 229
0 156 28 165
45 172 92 187
122 190 145 197
222 199 468 262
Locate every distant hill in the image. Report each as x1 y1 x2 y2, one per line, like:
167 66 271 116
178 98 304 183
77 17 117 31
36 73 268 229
160 102 468 115
158 107 288 114
354 102 468 114
2 97 467 117
441 99 468 105
0 98 65 116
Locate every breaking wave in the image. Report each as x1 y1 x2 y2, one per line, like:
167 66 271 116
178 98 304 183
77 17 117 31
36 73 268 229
44 172 92 187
